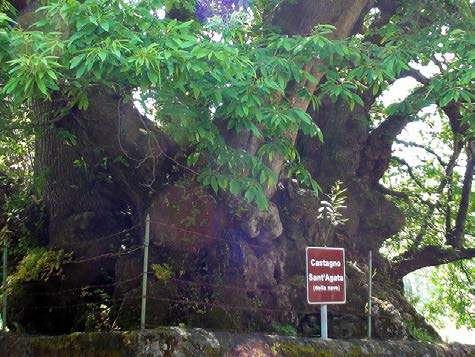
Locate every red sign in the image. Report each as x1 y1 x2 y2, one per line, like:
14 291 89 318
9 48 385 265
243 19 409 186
306 247 346 304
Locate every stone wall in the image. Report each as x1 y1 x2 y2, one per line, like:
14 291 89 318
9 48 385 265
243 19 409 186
1 327 473 357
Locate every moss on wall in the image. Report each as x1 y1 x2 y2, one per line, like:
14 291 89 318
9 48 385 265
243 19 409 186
1 327 473 357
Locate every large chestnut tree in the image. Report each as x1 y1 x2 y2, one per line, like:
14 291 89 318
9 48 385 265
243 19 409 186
0 0 473 337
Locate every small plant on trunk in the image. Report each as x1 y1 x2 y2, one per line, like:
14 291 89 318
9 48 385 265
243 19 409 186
317 180 348 243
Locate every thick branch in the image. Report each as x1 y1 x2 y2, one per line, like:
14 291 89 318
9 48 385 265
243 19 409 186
265 0 370 192
358 55 463 184
357 77 458 184
358 114 415 183
271 0 369 36
448 141 475 248
393 246 475 278
375 0 398 19
399 68 431 85
444 102 470 136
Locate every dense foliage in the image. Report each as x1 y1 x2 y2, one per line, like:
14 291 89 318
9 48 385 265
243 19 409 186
1 0 471 208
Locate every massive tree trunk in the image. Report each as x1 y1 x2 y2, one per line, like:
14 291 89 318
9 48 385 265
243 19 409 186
29 95 433 337
9 0 443 340
20 94 438 339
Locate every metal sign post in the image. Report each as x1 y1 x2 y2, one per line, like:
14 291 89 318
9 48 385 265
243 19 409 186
140 214 151 330
2 240 7 331
306 247 346 340
321 304 328 339
368 250 372 339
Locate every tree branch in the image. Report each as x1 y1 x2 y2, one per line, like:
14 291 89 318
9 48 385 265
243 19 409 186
445 171 455 239
395 139 446 166
409 138 463 249
356 77 438 184
390 156 427 190
431 55 445 73
399 68 431 85
392 246 475 279
263 0 370 197
376 182 436 209
271 0 370 36
349 0 376 36
443 102 469 136
357 113 416 183
364 0 399 43
375 183 409 199
357 75 466 185
447 141 475 248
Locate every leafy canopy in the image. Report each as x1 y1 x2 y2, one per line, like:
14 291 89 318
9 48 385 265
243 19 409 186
3 0 471 209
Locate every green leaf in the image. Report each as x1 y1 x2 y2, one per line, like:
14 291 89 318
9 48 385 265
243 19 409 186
36 77 48 96
244 187 256 202
293 108 312 125
229 180 241 195
99 19 110 32
210 176 219 193
77 94 89 110
255 190 268 210
70 54 85 69
98 51 107 62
